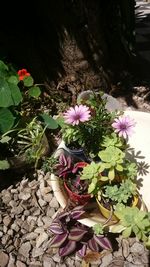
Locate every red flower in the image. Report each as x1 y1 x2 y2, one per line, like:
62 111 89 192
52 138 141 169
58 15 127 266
18 69 30 81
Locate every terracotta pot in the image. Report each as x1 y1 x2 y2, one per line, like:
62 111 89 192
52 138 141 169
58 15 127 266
63 161 91 205
64 180 91 205
96 195 139 222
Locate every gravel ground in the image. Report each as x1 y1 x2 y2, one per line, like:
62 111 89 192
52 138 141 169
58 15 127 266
0 170 149 267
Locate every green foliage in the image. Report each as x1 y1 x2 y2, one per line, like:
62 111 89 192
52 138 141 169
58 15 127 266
98 146 125 180
0 160 10 170
104 179 137 204
124 161 138 180
40 113 58 130
0 108 15 133
17 118 47 168
101 133 123 148
23 76 34 87
42 156 58 173
114 206 150 244
93 223 104 235
62 92 116 157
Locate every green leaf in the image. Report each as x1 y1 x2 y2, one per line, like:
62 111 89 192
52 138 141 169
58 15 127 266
28 86 41 99
9 83 23 105
0 160 10 170
116 164 123 172
0 78 13 107
8 75 19 85
0 108 15 133
56 116 65 127
108 167 115 180
23 76 34 87
111 224 125 233
0 136 11 143
122 227 132 238
0 60 8 71
40 114 58 129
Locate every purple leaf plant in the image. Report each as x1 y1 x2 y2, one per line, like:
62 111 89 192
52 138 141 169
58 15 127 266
49 205 112 257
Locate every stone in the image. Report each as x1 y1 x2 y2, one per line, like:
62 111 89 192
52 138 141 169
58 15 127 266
16 260 27 267
7 245 14 253
1 234 10 245
0 231 3 237
9 200 18 208
27 216 37 223
37 216 44 227
3 215 12 227
38 198 47 207
43 193 53 203
0 213 2 223
32 208 41 216
53 253 61 263
11 222 20 232
43 256 56 267
32 247 44 257
130 242 144 254
3 225 7 233
100 253 113 267
122 238 130 258
22 221 30 231
49 197 59 208
23 232 38 241
18 242 31 258
34 227 44 234
36 232 48 248
46 207 55 217
2 192 12 204
24 210 30 216
7 253 16 267
19 192 31 201
42 216 51 227
0 251 9 267
7 229 14 236
11 205 23 215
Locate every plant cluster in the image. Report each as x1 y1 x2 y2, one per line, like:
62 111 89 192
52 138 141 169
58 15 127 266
49 205 112 257
49 90 150 255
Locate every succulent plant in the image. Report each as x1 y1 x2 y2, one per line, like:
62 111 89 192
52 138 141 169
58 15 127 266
49 205 112 257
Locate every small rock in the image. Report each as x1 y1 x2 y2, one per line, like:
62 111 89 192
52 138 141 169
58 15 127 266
22 232 38 241
14 237 21 248
2 192 12 204
11 205 23 215
3 225 7 233
1 234 10 245
24 210 30 216
130 242 144 254
53 253 61 263
37 216 44 227
141 252 149 264
7 245 14 253
43 256 56 267
46 207 55 217
43 193 53 203
38 198 47 207
7 253 15 267
0 213 2 223
42 216 51 227
9 200 18 208
122 238 130 258
36 232 48 248
32 247 44 257
7 229 14 236
18 242 31 258
0 251 9 267
32 208 41 216
11 222 20 232
22 221 30 231
34 227 44 234
100 253 113 267
49 197 59 208
19 192 31 201
16 260 27 267
3 215 12 227
0 230 3 237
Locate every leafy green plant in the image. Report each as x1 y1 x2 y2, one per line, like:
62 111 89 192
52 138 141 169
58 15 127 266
61 92 117 157
17 118 48 168
98 146 125 181
104 179 137 204
112 206 150 246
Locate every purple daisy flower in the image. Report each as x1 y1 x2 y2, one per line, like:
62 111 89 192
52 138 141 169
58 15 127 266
112 115 136 138
63 105 91 125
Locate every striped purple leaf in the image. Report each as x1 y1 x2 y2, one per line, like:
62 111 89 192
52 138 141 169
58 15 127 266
77 244 87 257
49 222 65 235
94 235 112 250
59 240 76 257
88 237 99 252
49 232 68 248
68 227 87 241
71 210 85 219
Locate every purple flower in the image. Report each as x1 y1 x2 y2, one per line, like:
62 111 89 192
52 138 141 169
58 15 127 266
112 115 136 138
63 105 91 125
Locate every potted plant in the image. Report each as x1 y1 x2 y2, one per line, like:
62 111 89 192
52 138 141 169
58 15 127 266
49 205 112 257
50 90 150 251
51 153 91 205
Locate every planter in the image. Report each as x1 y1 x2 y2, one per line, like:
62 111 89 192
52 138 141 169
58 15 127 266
96 195 139 222
64 180 91 205
55 140 88 162
63 162 91 205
